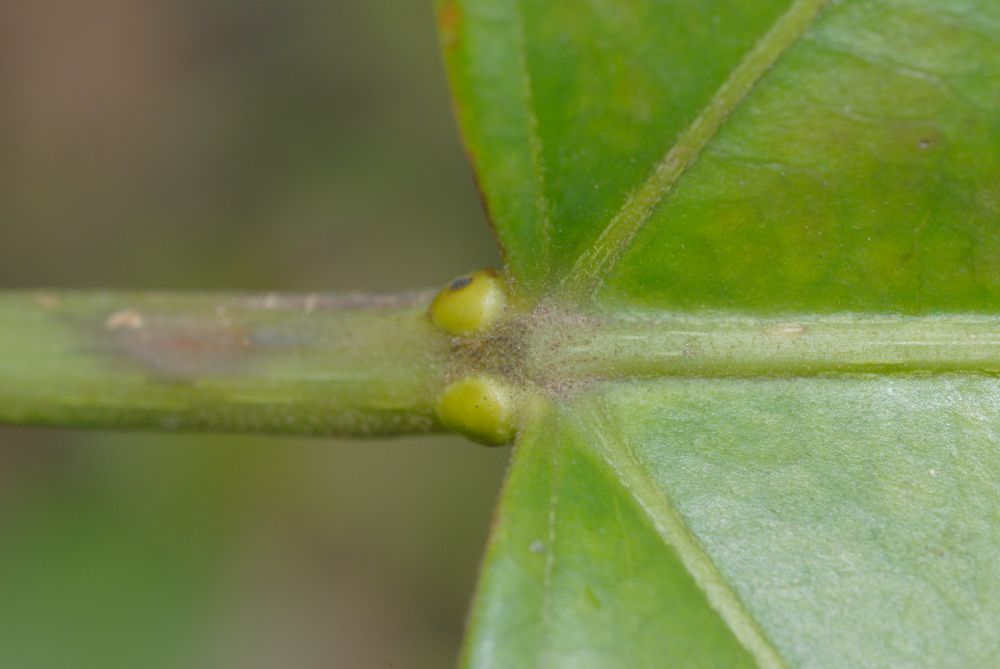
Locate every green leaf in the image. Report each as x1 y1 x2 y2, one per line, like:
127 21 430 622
441 0 1000 311
461 405 761 668
440 0 1000 665
469 378 1000 668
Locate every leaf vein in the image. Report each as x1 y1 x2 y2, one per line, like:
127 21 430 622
562 0 831 298
578 398 788 669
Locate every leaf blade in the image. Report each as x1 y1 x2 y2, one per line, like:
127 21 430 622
440 0 800 298
444 0 1000 309
465 378 1000 667
563 0 829 296
596 376 1000 667
600 0 1000 311
461 406 762 668
442 0 1000 666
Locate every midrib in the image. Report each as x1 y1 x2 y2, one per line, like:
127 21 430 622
525 312 1000 383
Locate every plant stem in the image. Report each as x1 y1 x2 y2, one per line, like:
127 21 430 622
0 291 451 436
7 290 1000 436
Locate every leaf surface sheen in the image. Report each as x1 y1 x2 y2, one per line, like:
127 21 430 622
440 0 1000 666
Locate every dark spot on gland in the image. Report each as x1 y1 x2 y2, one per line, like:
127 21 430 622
450 276 473 291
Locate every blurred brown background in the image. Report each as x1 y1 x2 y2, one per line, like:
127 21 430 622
0 1 508 666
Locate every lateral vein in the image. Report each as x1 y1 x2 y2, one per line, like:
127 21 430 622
563 0 831 297
579 401 788 669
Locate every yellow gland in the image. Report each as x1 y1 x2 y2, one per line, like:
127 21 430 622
436 376 518 446
429 269 507 336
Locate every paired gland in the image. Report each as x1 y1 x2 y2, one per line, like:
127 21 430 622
430 269 519 446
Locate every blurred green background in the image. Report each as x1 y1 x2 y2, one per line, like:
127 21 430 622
0 1 508 666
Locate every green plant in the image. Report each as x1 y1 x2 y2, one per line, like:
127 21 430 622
2 0 999 666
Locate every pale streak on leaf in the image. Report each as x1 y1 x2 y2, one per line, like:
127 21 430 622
562 0 830 298
571 398 789 669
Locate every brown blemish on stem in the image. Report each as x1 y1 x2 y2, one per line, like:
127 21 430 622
34 293 60 310
115 318 253 381
107 293 436 383
106 309 145 330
